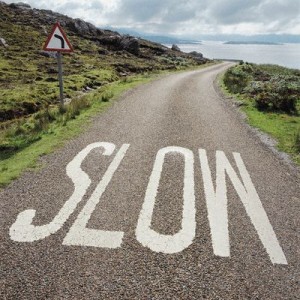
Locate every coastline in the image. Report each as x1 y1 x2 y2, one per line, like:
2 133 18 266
165 41 300 69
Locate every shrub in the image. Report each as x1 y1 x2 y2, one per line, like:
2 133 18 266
224 64 300 114
223 64 253 94
121 76 133 83
101 91 114 102
65 97 91 120
253 77 300 113
32 109 52 133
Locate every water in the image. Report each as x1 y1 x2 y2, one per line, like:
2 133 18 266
166 41 300 69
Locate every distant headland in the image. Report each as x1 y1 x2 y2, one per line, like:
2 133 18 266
224 41 283 45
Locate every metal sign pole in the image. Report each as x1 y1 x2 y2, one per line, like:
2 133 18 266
57 52 64 107
44 23 73 108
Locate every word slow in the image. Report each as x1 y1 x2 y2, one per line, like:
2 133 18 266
10 142 287 265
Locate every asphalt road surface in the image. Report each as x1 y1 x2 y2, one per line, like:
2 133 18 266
1 62 299 299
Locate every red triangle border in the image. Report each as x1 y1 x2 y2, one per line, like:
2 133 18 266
43 22 74 53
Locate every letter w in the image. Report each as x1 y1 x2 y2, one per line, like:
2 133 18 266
199 149 287 265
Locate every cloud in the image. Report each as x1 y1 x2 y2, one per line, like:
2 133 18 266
57 1 103 12
109 0 198 23
3 0 300 36
206 0 262 25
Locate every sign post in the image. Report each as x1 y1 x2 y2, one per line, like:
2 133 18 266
57 52 64 106
43 22 74 107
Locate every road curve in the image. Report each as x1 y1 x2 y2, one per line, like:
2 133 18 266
1 62 299 299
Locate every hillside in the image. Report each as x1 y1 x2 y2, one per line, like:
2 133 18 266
0 1 207 122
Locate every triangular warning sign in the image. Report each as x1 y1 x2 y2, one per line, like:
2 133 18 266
43 22 73 52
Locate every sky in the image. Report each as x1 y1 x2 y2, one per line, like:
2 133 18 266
3 0 300 38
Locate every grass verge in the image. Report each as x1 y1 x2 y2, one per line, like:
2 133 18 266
0 63 216 188
219 66 300 165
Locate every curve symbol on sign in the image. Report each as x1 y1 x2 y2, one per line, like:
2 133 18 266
54 34 65 49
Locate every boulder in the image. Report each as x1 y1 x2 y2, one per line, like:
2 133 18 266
0 37 8 47
41 25 48 35
189 51 203 59
97 35 122 47
9 2 31 9
120 36 139 55
34 9 58 23
96 35 140 55
74 19 90 35
171 44 181 51
67 19 98 36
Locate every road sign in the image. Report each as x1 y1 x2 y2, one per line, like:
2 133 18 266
43 22 73 52
43 23 73 106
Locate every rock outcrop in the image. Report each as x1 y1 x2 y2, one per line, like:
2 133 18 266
67 18 100 36
0 37 8 47
189 51 204 61
9 2 31 10
120 36 140 55
171 44 181 51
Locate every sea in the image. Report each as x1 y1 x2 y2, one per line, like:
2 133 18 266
165 41 300 70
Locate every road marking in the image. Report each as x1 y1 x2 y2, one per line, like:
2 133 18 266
135 147 196 253
9 142 116 242
9 142 288 264
63 144 130 248
199 149 288 265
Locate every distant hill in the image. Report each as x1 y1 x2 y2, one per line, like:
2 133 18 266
105 27 201 44
142 36 201 45
199 34 300 44
104 28 300 44
224 41 282 45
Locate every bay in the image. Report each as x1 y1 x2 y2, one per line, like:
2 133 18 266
166 41 300 69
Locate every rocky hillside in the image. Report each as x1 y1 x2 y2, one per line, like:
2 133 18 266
0 1 207 122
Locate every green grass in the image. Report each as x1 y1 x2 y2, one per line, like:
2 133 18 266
245 104 300 163
0 63 217 188
0 75 145 187
219 67 300 165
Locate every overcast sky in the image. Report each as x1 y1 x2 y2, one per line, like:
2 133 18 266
4 0 300 37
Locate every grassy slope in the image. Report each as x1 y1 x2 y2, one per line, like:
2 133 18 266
0 65 217 187
0 76 143 187
0 3 202 121
221 63 300 165
0 2 212 187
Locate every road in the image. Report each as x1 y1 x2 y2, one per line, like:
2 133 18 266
1 62 299 299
